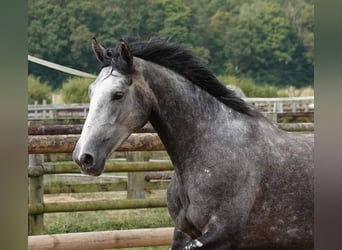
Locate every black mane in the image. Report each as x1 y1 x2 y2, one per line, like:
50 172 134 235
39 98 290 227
108 37 255 116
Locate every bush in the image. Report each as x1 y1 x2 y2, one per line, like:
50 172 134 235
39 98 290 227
218 75 286 98
28 75 52 104
61 77 93 103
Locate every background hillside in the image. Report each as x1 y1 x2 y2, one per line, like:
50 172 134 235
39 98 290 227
28 0 313 91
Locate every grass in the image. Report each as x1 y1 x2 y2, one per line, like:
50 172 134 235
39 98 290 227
44 207 173 234
42 190 174 249
43 190 174 234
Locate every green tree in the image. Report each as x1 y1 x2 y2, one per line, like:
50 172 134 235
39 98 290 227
28 0 314 89
28 0 103 88
28 0 72 88
66 1 104 70
157 0 191 43
224 1 300 84
283 0 314 64
28 75 52 104
61 77 92 104
219 75 283 97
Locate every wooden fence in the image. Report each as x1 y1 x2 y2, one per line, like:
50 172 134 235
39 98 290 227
28 130 176 250
28 113 314 249
29 227 174 250
27 116 313 229
28 138 170 232
28 96 314 120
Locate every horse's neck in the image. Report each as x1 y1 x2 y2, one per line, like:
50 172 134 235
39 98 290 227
139 61 286 179
141 62 240 164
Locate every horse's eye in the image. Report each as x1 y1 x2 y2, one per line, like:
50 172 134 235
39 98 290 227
111 91 124 101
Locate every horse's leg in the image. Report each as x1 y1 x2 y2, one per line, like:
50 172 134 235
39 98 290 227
183 225 240 250
171 227 192 250
167 175 194 249
183 183 256 250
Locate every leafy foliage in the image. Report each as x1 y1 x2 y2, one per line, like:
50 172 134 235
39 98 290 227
61 77 92 103
28 0 313 88
219 75 286 98
28 75 52 104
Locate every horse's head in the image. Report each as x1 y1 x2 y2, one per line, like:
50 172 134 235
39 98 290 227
73 38 154 176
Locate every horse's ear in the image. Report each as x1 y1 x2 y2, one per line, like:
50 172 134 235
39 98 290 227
119 39 133 67
92 37 106 63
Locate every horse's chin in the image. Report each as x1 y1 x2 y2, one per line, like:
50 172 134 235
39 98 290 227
81 167 104 176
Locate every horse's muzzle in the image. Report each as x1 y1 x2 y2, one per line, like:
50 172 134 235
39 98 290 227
73 147 105 176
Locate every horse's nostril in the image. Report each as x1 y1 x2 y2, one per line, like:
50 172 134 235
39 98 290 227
80 153 94 168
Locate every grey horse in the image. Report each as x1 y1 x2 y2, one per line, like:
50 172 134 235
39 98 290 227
73 37 314 249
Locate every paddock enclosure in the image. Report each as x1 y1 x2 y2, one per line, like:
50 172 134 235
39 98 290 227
28 98 314 249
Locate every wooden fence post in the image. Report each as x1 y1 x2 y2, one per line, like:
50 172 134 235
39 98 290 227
264 112 278 126
304 101 309 112
51 106 58 120
83 108 88 119
291 102 297 112
42 99 47 118
34 101 38 119
273 102 283 113
28 154 44 235
126 152 146 199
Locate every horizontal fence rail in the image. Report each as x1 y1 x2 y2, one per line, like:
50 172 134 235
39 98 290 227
28 96 314 119
28 120 313 137
31 160 174 176
44 179 170 194
36 159 173 194
28 133 164 154
28 227 174 250
28 121 313 155
28 123 155 135
247 96 314 113
32 159 173 195
28 103 89 120
28 197 167 215
28 124 84 135
278 122 314 131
